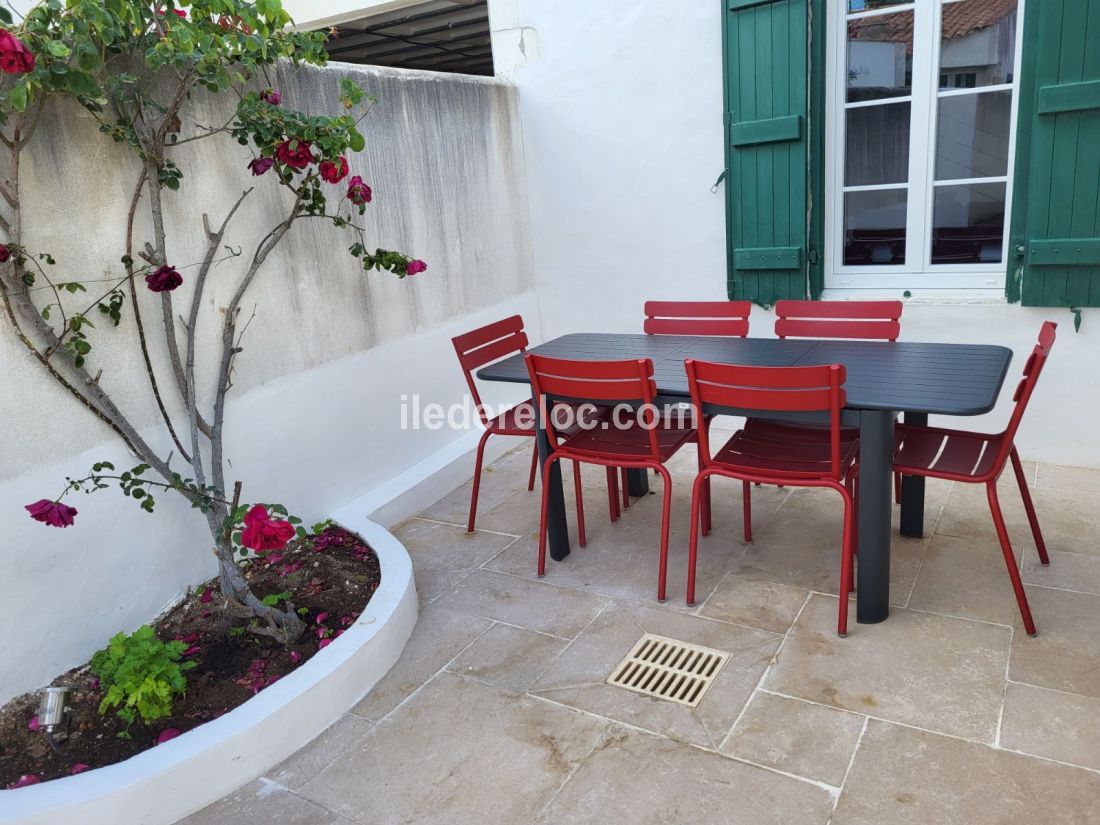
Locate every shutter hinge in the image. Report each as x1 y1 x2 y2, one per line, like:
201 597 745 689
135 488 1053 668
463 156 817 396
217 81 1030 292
807 249 819 265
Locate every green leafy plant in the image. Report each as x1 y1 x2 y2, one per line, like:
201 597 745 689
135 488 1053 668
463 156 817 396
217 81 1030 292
90 625 196 726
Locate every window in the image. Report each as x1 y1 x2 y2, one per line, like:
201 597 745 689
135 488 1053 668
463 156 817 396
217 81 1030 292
826 0 1024 290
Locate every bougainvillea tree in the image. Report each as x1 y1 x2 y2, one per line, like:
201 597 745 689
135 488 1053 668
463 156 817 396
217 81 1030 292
0 1 425 641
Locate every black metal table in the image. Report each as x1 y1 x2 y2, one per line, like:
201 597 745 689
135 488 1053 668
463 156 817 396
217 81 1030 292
478 333 1012 623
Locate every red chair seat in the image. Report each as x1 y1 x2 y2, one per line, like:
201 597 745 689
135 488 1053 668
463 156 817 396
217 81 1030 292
713 430 859 480
894 425 1004 480
742 418 860 445
560 415 694 462
489 400 602 437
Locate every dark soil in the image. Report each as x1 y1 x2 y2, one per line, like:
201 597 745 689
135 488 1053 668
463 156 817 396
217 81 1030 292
0 525 380 788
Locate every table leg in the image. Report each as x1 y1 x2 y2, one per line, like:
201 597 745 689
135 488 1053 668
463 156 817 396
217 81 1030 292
899 412 927 538
627 468 650 497
857 410 895 624
534 403 570 562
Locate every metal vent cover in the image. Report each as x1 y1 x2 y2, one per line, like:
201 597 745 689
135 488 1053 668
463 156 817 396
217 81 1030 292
606 634 729 708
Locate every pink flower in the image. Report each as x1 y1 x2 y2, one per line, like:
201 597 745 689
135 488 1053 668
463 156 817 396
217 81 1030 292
0 243 11 262
71 764 90 775
315 611 329 625
7 774 41 789
319 156 348 184
346 175 372 206
289 650 302 664
275 139 312 170
0 30 36 75
318 638 333 650
145 264 183 293
260 88 281 105
156 728 181 744
248 157 273 176
25 499 78 528
405 259 427 277
240 505 296 552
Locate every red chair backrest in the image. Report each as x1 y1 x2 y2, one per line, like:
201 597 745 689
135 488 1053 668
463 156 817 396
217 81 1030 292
644 300 752 337
684 359 848 480
994 321 1057 469
774 299 902 341
525 354 663 459
452 315 528 422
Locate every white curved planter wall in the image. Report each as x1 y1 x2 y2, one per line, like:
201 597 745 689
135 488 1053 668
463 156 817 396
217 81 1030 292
0 518 417 825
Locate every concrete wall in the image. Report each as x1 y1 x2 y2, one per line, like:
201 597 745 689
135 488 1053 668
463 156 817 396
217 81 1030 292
0 62 535 702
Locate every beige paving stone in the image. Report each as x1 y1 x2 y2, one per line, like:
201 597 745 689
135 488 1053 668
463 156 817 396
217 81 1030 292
936 482 1100 558
1000 681 1100 771
537 725 834 825
180 779 347 825
1009 586 1100 698
832 720 1100 825
1035 462 1100 494
698 575 810 633
351 604 491 721
764 594 1011 742
390 517 518 603
907 534 1028 625
418 443 537 526
434 568 611 639
300 673 609 825
1022 547 1100 596
727 489 928 607
530 601 781 750
266 714 374 790
722 692 867 787
446 622 569 692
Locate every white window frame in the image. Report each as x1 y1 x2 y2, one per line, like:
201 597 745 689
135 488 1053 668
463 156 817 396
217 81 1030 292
824 0 1027 292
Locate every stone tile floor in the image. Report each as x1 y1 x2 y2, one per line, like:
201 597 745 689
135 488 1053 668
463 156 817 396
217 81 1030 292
185 438 1100 824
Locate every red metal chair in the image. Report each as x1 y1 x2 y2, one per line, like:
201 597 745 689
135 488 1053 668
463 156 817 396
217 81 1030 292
452 316 590 536
684 360 859 636
892 321 1057 636
526 354 695 601
641 300 753 533
745 298 904 510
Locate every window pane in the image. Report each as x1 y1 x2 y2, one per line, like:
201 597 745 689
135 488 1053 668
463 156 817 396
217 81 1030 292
931 182 1006 264
847 11 913 102
844 189 908 266
848 1 910 12
935 90 1012 179
940 0 1018 89
846 102 911 185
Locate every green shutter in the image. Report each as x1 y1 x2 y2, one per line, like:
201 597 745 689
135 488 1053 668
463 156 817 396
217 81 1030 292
722 0 824 306
1009 0 1100 307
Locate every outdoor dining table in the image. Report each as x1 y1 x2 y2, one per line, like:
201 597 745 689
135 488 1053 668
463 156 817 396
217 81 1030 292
478 333 1013 624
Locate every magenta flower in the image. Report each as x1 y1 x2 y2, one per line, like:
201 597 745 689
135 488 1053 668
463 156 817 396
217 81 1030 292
145 264 183 293
25 499 78 528
405 259 428 277
200 588 213 604
0 243 10 262
0 29 36 75
346 175 372 206
260 88 282 105
318 638 333 650
240 505 295 552
247 157 274 176
156 728 181 744
275 139 313 170
319 156 348 184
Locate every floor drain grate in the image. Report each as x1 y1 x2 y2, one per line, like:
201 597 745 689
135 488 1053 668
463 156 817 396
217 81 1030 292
606 633 729 708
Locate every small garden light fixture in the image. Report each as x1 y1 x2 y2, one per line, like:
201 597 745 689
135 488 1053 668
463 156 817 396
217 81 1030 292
36 686 72 753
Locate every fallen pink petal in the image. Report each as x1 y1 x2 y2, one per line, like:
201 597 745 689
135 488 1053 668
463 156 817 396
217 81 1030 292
8 774 41 789
70 764 90 775
156 728 182 744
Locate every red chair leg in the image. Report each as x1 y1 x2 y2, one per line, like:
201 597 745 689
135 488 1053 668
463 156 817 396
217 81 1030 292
536 457 556 578
1011 447 1049 565
621 468 630 510
527 440 539 491
987 482 1037 636
573 461 587 548
655 464 674 602
742 480 752 542
467 429 492 533
686 471 708 606
838 486 855 637
696 449 711 536
606 467 620 522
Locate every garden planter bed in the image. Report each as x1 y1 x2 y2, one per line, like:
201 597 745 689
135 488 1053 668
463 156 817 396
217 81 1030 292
0 517 418 825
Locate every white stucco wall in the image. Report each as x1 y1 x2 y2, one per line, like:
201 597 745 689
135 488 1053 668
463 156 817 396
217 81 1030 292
0 62 535 702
